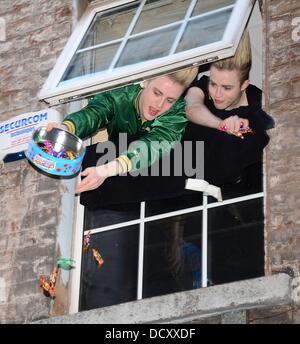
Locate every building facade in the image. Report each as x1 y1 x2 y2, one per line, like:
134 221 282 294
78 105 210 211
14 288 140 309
0 0 300 324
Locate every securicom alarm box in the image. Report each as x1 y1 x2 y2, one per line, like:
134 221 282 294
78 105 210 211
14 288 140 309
0 108 62 163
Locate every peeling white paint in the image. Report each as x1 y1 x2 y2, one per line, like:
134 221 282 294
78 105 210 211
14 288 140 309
0 277 7 303
58 178 76 285
292 17 300 42
291 277 300 305
0 17 5 42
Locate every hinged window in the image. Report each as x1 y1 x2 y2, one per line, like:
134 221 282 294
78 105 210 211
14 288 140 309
39 0 254 106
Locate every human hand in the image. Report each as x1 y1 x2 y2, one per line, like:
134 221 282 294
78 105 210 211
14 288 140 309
45 122 60 132
219 116 253 138
46 122 70 133
75 166 109 194
219 116 250 134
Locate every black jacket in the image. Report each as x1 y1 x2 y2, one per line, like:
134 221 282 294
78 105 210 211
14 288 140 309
80 76 274 209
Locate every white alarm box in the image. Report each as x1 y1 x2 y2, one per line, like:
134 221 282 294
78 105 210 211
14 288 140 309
0 108 62 163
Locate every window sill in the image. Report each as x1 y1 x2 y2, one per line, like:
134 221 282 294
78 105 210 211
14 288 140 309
33 273 291 324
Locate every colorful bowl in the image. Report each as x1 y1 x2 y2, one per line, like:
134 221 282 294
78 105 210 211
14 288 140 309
25 126 85 177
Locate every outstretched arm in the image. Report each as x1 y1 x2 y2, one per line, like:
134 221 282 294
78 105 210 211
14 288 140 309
75 159 124 194
185 87 222 129
185 87 249 133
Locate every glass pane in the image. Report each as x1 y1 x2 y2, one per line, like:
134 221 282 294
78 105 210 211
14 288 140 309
133 0 190 34
80 2 139 49
43 0 255 104
62 43 120 81
79 225 139 311
208 198 264 286
192 0 235 17
84 202 140 229
208 162 264 204
143 212 203 298
116 25 179 67
176 8 232 52
145 192 203 217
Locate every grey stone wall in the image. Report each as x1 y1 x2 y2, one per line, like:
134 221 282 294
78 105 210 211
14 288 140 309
1 0 300 324
0 0 73 323
263 1 300 278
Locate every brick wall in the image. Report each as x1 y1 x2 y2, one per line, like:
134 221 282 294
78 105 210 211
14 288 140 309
264 0 300 279
1 0 300 324
0 0 73 323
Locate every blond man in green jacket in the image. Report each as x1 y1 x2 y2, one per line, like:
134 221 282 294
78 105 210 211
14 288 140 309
47 67 198 193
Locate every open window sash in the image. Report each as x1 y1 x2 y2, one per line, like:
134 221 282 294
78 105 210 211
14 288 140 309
39 0 255 106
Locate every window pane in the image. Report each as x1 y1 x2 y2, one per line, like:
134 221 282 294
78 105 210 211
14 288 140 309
133 0 190 34
176 8 232 52
79 225 139 311
145 192 203 217
143 212 203 298
41 0 254 105
80 2 139 49
192 0 235 17
116 25 179 67
208 162 264 204
208 198 264 286
62 43 120 81
84 203 140 229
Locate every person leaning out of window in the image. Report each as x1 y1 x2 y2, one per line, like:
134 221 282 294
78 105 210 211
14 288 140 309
183 31 275 186
46 67 199 193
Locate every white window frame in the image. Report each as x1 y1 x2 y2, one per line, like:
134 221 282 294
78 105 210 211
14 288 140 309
65 0 263 315
69 191 264 314
39 0 255 106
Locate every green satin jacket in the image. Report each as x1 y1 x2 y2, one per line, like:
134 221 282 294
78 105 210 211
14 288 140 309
63 84 188 171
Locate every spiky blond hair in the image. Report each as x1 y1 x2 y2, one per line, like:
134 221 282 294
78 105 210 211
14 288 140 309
212 31 252 84
168 66 199 90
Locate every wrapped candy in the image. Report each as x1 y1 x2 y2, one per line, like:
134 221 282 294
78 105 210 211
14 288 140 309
39 267 59 299
233 127 254 139
66 151 76 160
57 257 76 270
92 248 104 269
83 231 91 253
39 276 54 298
219 122 254 140
36 139 78 160
49 267 58 285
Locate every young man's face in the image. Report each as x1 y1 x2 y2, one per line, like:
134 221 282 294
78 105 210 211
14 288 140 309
139 75 184 122
208 66 249 110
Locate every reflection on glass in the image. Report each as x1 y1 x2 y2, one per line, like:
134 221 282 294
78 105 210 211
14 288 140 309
62 43 120 81
133 0 190 34
79 225 139 311
79 2 139 49
116 25 179 67
84 203 140 230
176 8 232 52
208 162 264 204
145 192 202 217
208 198 264 285
192 0 235 17
60 0 239 84
143 212 203 298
